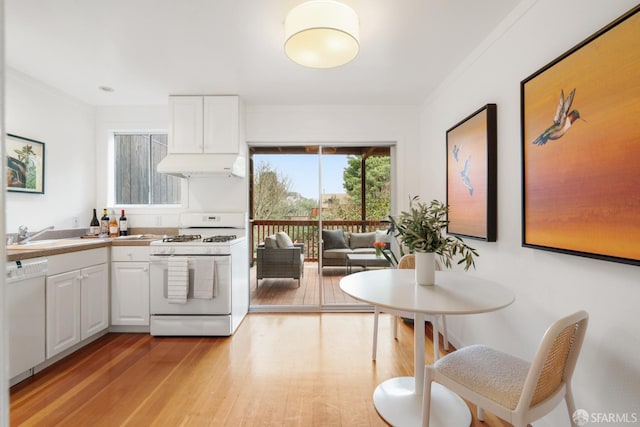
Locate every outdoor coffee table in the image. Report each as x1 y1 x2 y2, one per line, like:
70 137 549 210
346 253 390 273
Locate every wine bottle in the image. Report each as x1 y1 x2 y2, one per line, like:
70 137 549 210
89 209 100 235
109 210 119 237
119 209 128 236
100 209 110 236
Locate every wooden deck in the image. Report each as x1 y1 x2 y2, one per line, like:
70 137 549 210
250 262 373 307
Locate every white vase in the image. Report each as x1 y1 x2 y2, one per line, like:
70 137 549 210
415 251 435 286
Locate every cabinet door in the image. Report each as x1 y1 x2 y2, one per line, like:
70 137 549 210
169 96 203 153
111 262 150 326
81 264 109 339
203 96 239 154
46 270 82 358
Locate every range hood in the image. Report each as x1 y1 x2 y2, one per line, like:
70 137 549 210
156 154 246 178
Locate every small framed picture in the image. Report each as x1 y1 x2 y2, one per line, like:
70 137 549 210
6 134 45 194
446 104 497 241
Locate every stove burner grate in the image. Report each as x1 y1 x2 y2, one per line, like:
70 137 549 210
162 234 202 243
203 235 237 243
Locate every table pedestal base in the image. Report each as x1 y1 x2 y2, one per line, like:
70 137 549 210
373 377 471 427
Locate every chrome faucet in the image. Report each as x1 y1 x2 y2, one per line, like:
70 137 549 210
17 225 55 244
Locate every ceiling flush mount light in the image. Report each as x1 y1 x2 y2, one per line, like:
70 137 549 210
284 0 360 68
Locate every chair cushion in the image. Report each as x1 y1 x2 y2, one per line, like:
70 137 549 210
435 344 530 410
352 248 376 254
322 229 349 250
375 229 392 249
375 229 391 243
349 232 376 249
264 235 278 249
275 231 294 248
323 248 352 259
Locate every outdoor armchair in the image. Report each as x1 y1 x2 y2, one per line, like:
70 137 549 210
256 241 305 287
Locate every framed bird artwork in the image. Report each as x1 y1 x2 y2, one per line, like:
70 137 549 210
521 4 640 266
446 103 497 242
6 134 46 194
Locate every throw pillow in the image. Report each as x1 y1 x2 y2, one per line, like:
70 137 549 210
322 229 349 250
264 235 278 249
375 229 391 243
275 231 294 248
375 229 392 249
349 232 376 249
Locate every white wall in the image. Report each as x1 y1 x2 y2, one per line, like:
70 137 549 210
1 1 10 423
5 69 95 233
419 1 640 425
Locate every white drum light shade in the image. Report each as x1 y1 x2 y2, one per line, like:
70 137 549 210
284 1 360 68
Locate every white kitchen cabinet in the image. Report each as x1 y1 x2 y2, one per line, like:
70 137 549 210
46 270 82 358
111 247 150 326
168 95 240 154
203 96 239 154
80 264 109 339
46 248 109 359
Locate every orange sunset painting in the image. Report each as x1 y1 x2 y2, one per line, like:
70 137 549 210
447 104 496 241
522 8 640 264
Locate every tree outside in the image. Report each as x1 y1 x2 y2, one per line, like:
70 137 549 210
336 155 390 221
253 161 294 219
253 154 390 221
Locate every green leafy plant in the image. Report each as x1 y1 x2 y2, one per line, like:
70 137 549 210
387 196 478 271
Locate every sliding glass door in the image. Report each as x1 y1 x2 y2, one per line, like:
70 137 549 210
249 145 392 311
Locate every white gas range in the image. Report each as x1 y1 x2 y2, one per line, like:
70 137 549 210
149 212 249 336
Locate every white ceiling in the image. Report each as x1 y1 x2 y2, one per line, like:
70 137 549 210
5 0 520 107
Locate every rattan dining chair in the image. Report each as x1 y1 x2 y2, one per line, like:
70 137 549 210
371 254 449 360
421 310 589 427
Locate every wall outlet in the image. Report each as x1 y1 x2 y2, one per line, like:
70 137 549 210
155 216 162 226
72 217 79 228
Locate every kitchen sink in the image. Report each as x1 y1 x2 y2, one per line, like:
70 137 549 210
7 238 103 250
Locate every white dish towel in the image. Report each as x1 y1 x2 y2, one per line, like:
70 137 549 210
193 258 217 299
167 256 189 304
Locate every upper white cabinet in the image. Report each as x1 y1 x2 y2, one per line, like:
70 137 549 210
169 95 240 154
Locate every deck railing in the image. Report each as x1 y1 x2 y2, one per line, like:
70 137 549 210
251 219 389 261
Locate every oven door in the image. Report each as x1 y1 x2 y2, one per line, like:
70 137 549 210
149 255 231 315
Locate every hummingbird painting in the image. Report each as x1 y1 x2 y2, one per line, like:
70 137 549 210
452 144 461 162
532 88 581 146
460 156 473 196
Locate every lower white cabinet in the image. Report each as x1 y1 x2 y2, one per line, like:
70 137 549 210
46 270 82 358
81 264 110 338
111 247 150 326
46 249 109 359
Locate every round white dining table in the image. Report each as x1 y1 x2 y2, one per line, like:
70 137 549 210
340 269 515 427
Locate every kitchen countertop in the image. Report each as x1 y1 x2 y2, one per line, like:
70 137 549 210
6 235 162 262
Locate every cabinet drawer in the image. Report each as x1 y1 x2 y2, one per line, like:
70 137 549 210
111 246 150 262
47 248 108 276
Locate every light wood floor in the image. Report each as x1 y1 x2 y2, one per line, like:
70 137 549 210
10 313 511 426
250 263 373 306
